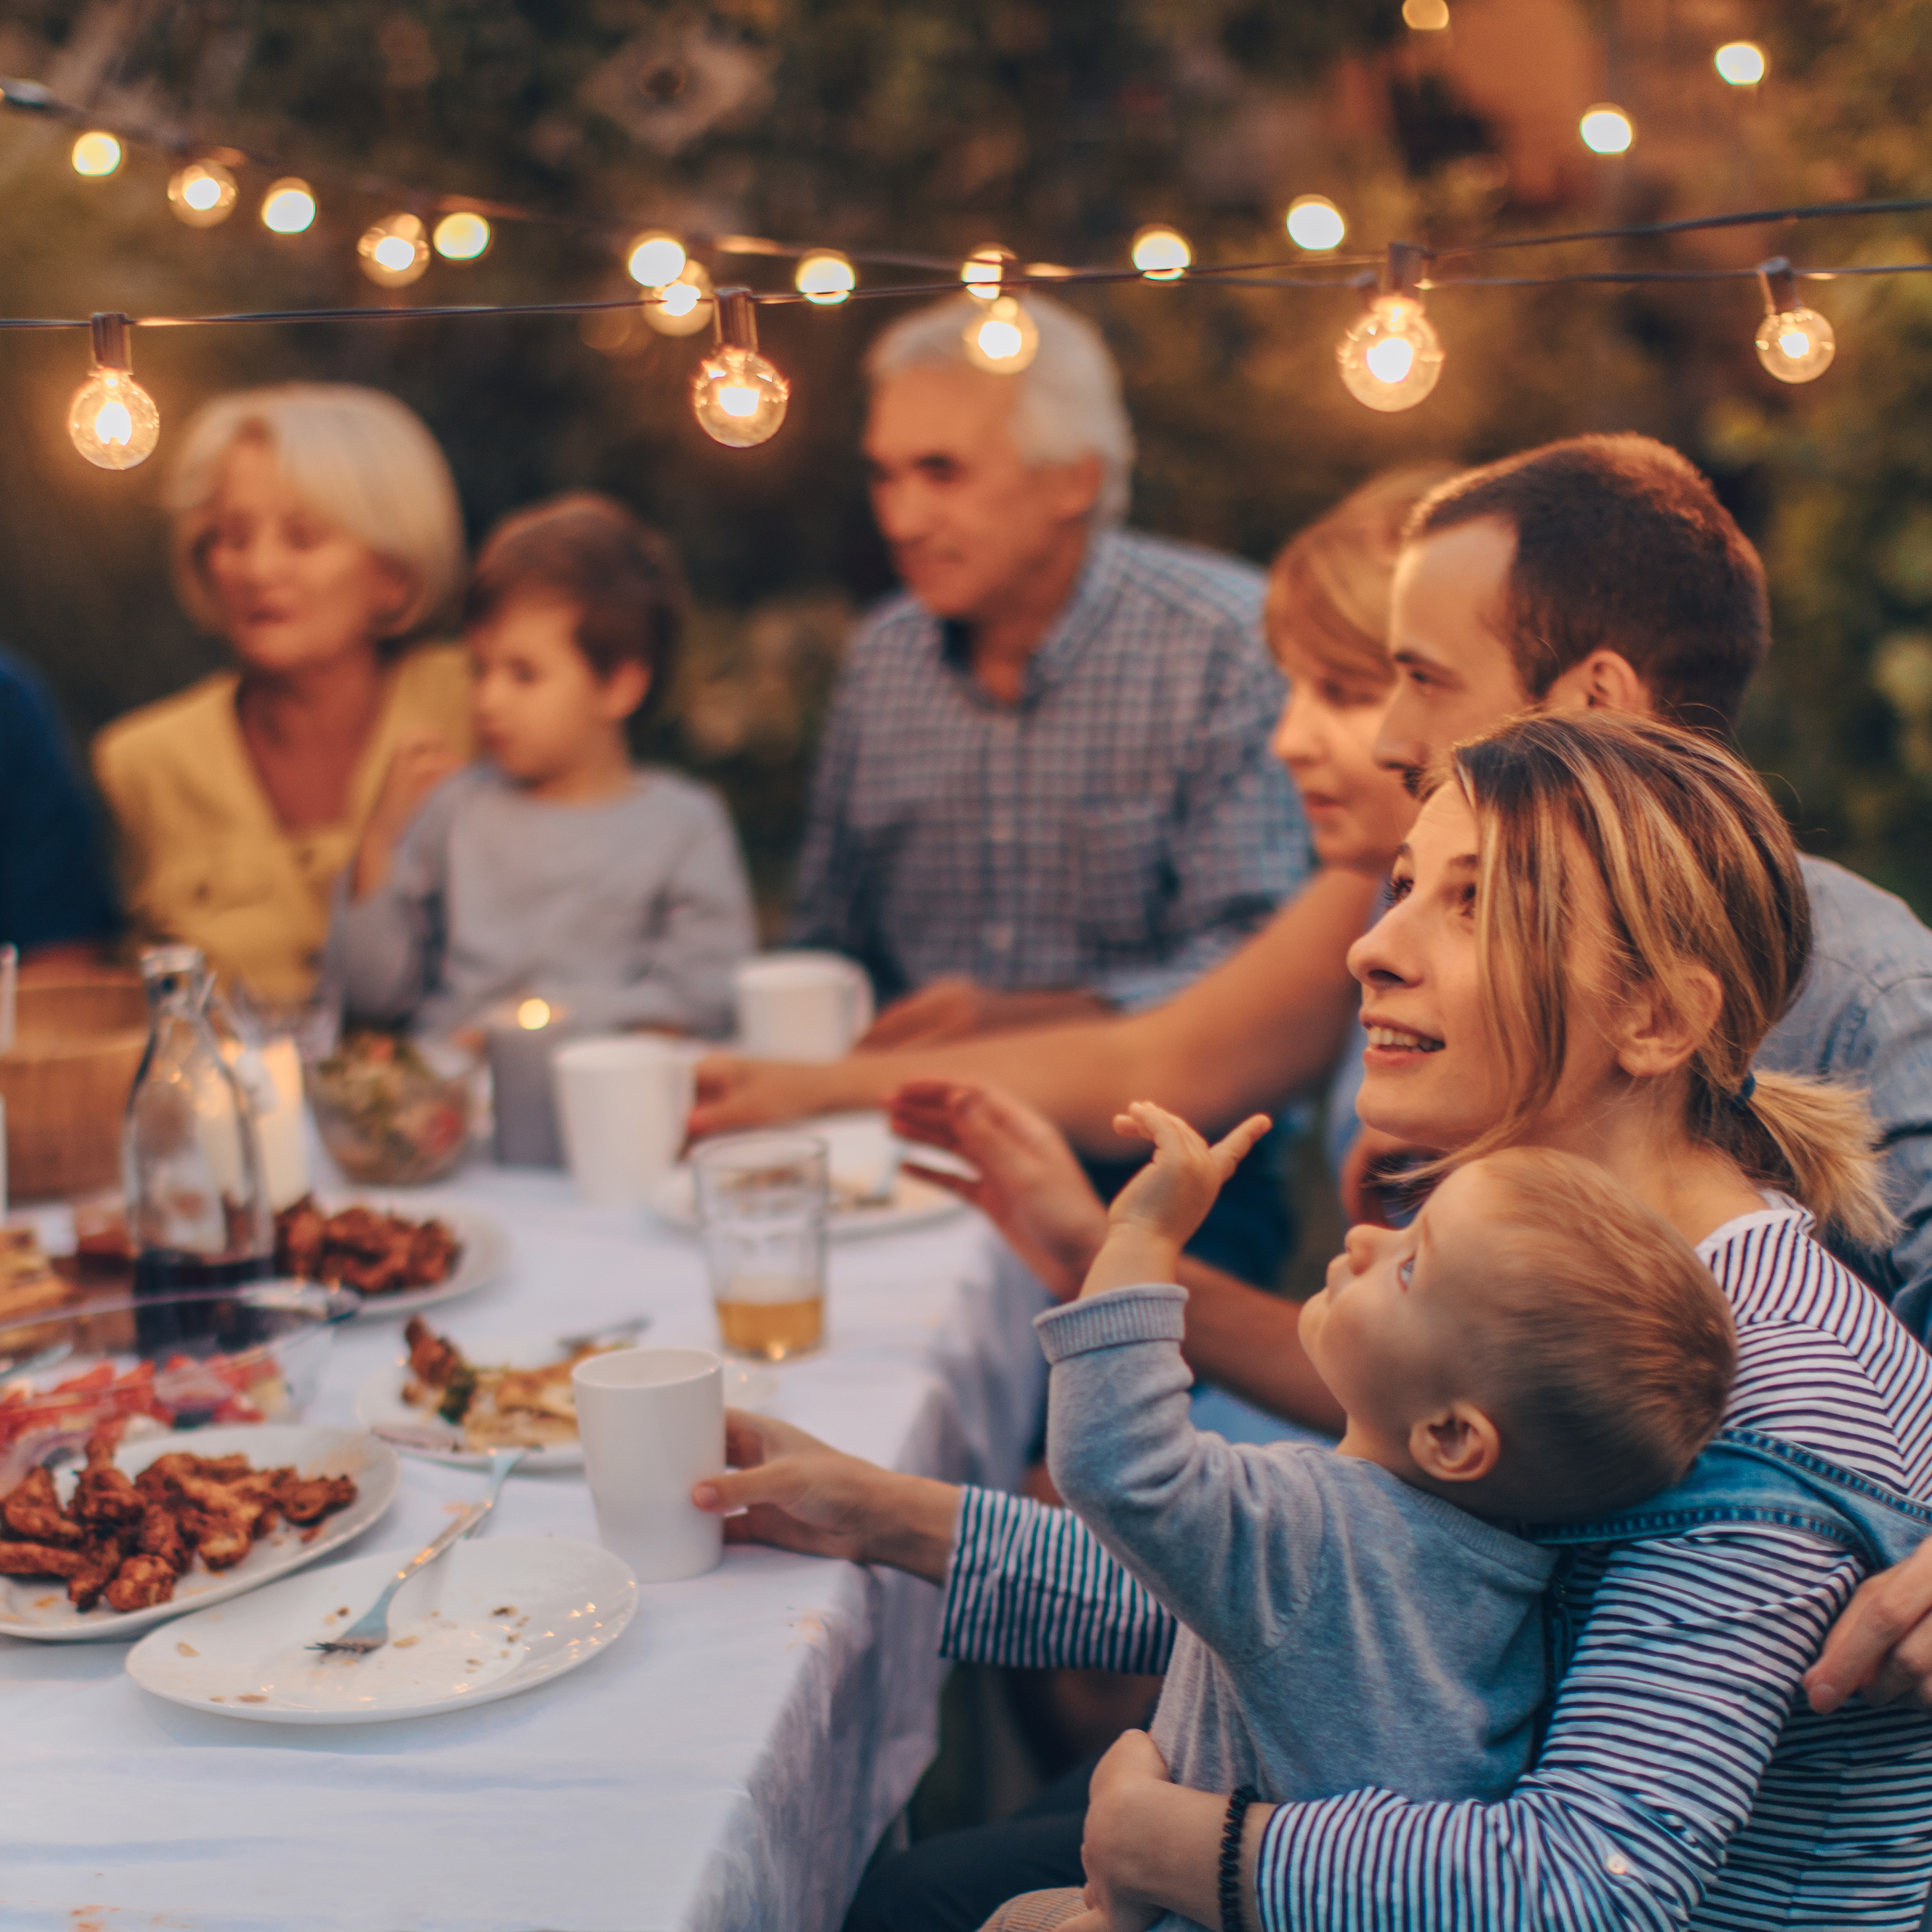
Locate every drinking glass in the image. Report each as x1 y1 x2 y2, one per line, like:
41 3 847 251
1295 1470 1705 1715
692 1133 829 1361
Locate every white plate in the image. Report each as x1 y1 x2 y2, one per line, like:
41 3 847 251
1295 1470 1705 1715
0 1423 400 1644
303 1198 512 1322
125 1534 636 1723
354 1338 778 1470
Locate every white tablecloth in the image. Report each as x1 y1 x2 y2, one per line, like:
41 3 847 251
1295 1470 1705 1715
0 1166 1051 1932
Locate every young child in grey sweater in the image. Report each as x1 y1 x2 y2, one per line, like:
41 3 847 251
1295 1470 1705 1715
986 1101 1736 1932
329 494 754 1039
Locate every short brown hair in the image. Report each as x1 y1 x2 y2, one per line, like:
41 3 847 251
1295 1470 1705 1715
1267 466 1462 695
1463 1146 1736 1520
464 492 686 716
1409 434 1768 732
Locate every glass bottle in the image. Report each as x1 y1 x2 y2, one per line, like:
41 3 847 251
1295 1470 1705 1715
124 946 273 1343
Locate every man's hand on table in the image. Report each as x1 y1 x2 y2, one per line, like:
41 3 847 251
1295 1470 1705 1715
692 1410 962 1585
689 1054 850 1139
889 1080 1110 1301
859 980 1112 1050
1806 1533 1932 1713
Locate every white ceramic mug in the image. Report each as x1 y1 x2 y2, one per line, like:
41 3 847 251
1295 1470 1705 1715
551 1035 697 1207
572 1346 724 1583
732 953 875 1063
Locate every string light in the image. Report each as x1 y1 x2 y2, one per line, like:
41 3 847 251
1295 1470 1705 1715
1286 195 1346 252
964 296 1039 374
167 159 237 227
68 312 159 470
70 130 121 177
1402 0 1451 29
626 229 687 288
795 250 856 306
1754 256 1834 382
1715 42 1767 86
1131 226 1191 281
692 288 789 447
261 177 317 234
432 210 492 260
358 211 430 287
644 259 715 336
1579 105 1635 154
960 246 1009 300
1338 246 1443 412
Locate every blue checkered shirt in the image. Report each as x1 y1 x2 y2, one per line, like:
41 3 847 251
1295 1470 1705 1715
788 531 1309 1010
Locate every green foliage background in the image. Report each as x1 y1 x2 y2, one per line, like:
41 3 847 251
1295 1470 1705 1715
0 0 1926 917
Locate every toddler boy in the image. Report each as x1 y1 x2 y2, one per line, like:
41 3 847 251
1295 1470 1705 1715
330 493 755 1038
990 1102 1736 1932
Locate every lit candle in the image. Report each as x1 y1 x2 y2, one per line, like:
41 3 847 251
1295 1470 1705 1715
486 997 572 1167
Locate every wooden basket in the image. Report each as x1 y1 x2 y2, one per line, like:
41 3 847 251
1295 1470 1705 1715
1 975 147 1201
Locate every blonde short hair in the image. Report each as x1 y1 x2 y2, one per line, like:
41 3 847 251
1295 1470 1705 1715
165 384 466 640
865 294 1135 527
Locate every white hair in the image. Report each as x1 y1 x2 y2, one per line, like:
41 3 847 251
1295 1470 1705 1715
165 383 466 640
865 293 1135 527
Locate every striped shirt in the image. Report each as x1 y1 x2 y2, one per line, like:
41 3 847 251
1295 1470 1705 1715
787 531 1308 1011
940 1201 1932 1928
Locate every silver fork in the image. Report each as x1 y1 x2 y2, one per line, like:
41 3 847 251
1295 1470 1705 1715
308 1446 527 1658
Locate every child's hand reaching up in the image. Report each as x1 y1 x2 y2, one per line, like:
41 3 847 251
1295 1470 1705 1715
1081 1101 1271 1299
352 729 461 900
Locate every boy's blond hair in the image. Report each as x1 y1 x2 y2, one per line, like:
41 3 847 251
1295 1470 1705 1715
1463 1147 1736 1520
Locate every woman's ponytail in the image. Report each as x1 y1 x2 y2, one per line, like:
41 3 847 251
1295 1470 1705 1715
1708 1070 1897 1251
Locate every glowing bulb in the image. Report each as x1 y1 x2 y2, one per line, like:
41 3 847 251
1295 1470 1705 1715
1402 0 1450 28
795 250 856 306
643 260 715 336
1579 105 1634 154
1755 307 1835 382
261 177 317 234
962 295 1040 374
167 160 237 227
71 131 121 177
1286 195 1346 252
692 343 789 447
1131 226 1191 281
516 998 553 1030
960 247 1010 301
1338 295 1444 412
68 367 159 471
1715 41 1766 86
358 212 430 287
627 230 687 288
432 211 492 260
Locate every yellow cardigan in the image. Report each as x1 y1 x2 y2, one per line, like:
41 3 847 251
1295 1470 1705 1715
93 646 474 1001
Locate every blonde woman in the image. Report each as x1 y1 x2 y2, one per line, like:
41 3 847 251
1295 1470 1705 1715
93 385 472 999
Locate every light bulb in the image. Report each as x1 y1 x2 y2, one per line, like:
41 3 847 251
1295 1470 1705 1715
358 212 430 287
795 250 856 306
1131 226 1191 281
516 997 552 1030
1286 195 1346 252
1714 41 1766 86
1338 295 1444 412
433 210 492 260
1579 105 1634 154
960 247 1010 301
1402 0 1450 28
1755 307 1835 382
627 230 686 288
167 160 237 227
69 366 159 471
261 177 317 234
643 260 715 336
962 295 1040 374
692 344 789 447
71 131 122 177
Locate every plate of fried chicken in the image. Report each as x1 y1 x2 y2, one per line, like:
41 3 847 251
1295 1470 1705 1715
275 1197 511 1322
0 1423 399 1642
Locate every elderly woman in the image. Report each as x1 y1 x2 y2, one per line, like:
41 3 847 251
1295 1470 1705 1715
93 384 472 999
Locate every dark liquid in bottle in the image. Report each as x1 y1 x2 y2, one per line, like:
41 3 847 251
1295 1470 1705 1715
133 1249 272 1355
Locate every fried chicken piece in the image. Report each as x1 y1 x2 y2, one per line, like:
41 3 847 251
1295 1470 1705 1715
145 1451 253 1485
403 1218 459 1287
181 1507 253 1571
2 1466 82 1546
274 1472 357 1525
275 1195 328 1280
104 1553 177 1613
137 1503 190 1574
66 1535 128 1610
0 1539 87 1578
73 1463 144 1532
405 1316 464 1388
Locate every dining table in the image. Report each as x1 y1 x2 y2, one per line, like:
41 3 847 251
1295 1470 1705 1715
0 1154 1052 1932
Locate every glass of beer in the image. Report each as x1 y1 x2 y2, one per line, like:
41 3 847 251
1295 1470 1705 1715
692 1133 829 1361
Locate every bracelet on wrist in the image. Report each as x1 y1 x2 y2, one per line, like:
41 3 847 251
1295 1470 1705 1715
1218 1782 1260 1932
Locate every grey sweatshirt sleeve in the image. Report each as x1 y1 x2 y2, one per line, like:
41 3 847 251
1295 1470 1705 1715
1039 1283 1329 1666
325 777 459 1024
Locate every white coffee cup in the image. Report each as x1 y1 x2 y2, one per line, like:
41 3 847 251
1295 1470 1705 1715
572 1346 724 1583
551 1035 697 1207
733 953 875 1062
